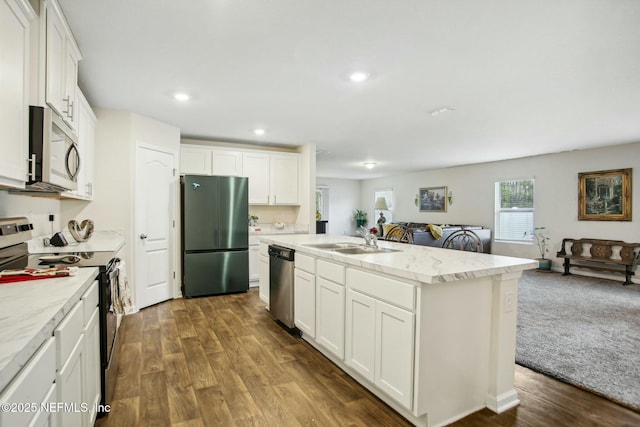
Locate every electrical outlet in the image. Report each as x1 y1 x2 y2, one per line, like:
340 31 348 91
505 291 514 313
49 214 55 222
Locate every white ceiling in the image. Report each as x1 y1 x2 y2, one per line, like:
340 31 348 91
58 0 640 179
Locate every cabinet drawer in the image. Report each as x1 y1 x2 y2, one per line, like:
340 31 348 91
295 253 315 274
317 259 345 285
81 280 99 325
55 300 84 370
0 337 56 427
346 269 415 311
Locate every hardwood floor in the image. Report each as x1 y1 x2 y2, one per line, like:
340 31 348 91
96 289 640 427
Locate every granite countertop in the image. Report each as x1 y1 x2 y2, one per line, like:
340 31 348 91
249 224 309 235
27 230 125 254
260 234 537 285
0 267 99 393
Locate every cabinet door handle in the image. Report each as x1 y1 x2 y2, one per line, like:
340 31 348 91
140 234 147 240
68 101 74 120
62 97 70 117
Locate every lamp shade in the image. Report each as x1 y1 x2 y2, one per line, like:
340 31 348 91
374 197 389 210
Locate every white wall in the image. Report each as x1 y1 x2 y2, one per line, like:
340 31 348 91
63 109 181 309
0 192 60 238
360 141 640 270
316 178 362 236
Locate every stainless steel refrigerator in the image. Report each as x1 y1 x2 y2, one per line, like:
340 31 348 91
181 175 249 297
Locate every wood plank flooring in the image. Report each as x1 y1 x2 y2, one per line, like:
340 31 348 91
96 289 640 427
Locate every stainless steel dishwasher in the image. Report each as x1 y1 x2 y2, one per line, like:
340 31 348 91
268 245 295 329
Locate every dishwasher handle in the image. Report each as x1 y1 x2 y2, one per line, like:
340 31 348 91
268 245 295 261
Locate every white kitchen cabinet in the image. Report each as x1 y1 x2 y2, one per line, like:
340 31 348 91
243 152 270 204
44 0 81 130
212 149 242 176
53 282 100 427
375 299 415 409
316 277 345 358
0 0 34 189
62 88 95 199
294 268 315 337
345 289 376 382
258 243 270 306
82 280 100 426
83 308 100 426
345 269 415 410
249 243 260 284
243 152 300 205
180 145 212 175
0 337 56 427
270 154 299 204
180 145 243 176
56 334 85 427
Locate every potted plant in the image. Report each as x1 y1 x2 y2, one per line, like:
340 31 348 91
249 214 259 227
524 227 552 270
353 209 368 228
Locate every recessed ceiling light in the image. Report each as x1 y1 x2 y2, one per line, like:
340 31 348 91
363 162 376 169
253 128 266 136
349 72 369 83
430 106 455 116
173 92 190 102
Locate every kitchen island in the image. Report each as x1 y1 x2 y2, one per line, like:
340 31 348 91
258 234 537 427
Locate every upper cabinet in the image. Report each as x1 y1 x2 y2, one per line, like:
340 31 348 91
180 145 242 176
62 88 95 200
242 152 299 205
0 0 35 189
180 144 300 205
44 0 81 131
242 152 270 204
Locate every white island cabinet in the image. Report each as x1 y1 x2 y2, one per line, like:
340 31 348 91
258 234 537 427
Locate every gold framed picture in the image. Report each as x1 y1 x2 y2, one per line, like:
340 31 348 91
578 168 632 221
418 186 447 212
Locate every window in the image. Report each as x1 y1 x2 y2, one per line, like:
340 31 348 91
494 179 534 241
316 186 329 220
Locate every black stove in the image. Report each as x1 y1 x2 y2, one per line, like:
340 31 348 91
0 217 120 418
25 251 118 270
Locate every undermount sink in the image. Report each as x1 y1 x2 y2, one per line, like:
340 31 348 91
332 246 402 255
303 242 360 249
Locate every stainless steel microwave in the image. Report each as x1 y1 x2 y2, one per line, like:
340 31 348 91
27 106 79 192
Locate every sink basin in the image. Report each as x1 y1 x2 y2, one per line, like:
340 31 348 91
303 242 360 249
332 246 401 255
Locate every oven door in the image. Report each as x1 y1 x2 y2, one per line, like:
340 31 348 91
99 258 120 416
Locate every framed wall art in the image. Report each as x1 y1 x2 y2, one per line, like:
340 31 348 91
418 186 447 212
578 168 632 221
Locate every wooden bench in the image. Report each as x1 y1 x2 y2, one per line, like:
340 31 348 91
556 238 640 285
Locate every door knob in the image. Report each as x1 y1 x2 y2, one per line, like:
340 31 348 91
139 234 147 240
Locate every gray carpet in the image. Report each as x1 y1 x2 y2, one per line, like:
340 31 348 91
516 270 640 411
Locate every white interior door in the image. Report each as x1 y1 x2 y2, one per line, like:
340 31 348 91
135 145 175 309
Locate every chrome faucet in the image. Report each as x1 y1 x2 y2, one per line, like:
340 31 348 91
357 226 378 247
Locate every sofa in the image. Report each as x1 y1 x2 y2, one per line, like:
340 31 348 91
382 223 492 254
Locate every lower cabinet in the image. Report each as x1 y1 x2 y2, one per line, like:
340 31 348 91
316 277 345 358
249 243 260 283
258 244 270 306
84 308 101 425
290 252 416 412
345 289 376 382
56 333 86 427
0 338 56 427
345 288 415 410
294 268 315 337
